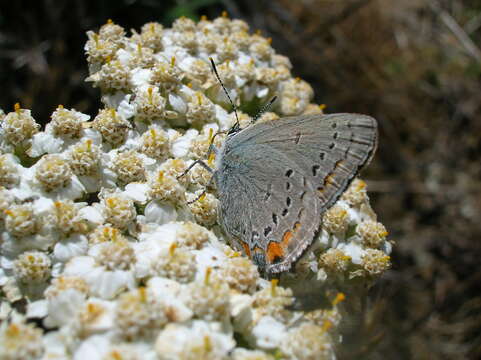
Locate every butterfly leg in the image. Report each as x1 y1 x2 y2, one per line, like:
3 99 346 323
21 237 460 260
186 175 216 204
177 129 224 180
177 159 214 180
206 143 219 158
206 129 227 158
178 160 216 205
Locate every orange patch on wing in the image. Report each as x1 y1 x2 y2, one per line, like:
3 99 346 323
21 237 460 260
266 230 294 263
282 230 293 243
241 241 251 258
266 241 286 263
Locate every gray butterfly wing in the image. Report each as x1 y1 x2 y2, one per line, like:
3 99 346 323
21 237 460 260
215 113 377 274
215 142 320 274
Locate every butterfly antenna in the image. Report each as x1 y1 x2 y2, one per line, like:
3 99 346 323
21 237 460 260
252 96 277 124
209 57 240 128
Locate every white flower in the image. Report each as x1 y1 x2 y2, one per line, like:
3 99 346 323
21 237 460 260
169 128 198 158
73 334 111 360
192 243 229 278
74 337 158 360
133 222 182 278
53 234 89 263
42 329 74 360
280 322 335 360
97 191 136 230
63 256 136 299
0 312 44 359
24 157 86 200
147 277 192 321
72 298 116 337
124 182 151 203
336 242 364 265
250 316 287 349
27 132 64 157
155 320 235 360
131 68 153 88
44 289 85 328
143 200 180 225
1 199 58 262
77 204 104 224
231 348 274 360
26 299 48 319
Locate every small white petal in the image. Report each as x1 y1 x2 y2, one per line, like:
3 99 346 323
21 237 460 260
317 268 328 281
235 75 247 87
42 331 71 359
73 334 110 360
63 256 96 276
178 84 195 98
256 86 269 98
90 269 136 299
116 48 132 65
51 261 64 277
147 277 182 298
53 234 88 262
9 184 36 201
251 316 287 349
168 93 187 114
381 240 393 255
0 268 9 286
44 289 86 328
170 128 197 158
28 132 64 157
138 222 181 244
337 242 364 264
80 128 103 145
124 182 150 203
77 176 99 193
215 105 231 131
193 245 228 278
81 298 116 334
230 293 253 317
144 200 178 224
51 176 86 200
78 205 104 224
117 96 136 120
102 91 129 109
131 68 152 88
26 299 48 319
0 301 12 319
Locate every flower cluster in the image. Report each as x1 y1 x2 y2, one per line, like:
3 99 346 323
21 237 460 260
311 178 392 281
0 14 391 359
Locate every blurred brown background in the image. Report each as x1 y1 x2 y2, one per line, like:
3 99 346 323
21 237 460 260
1 0 480 358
